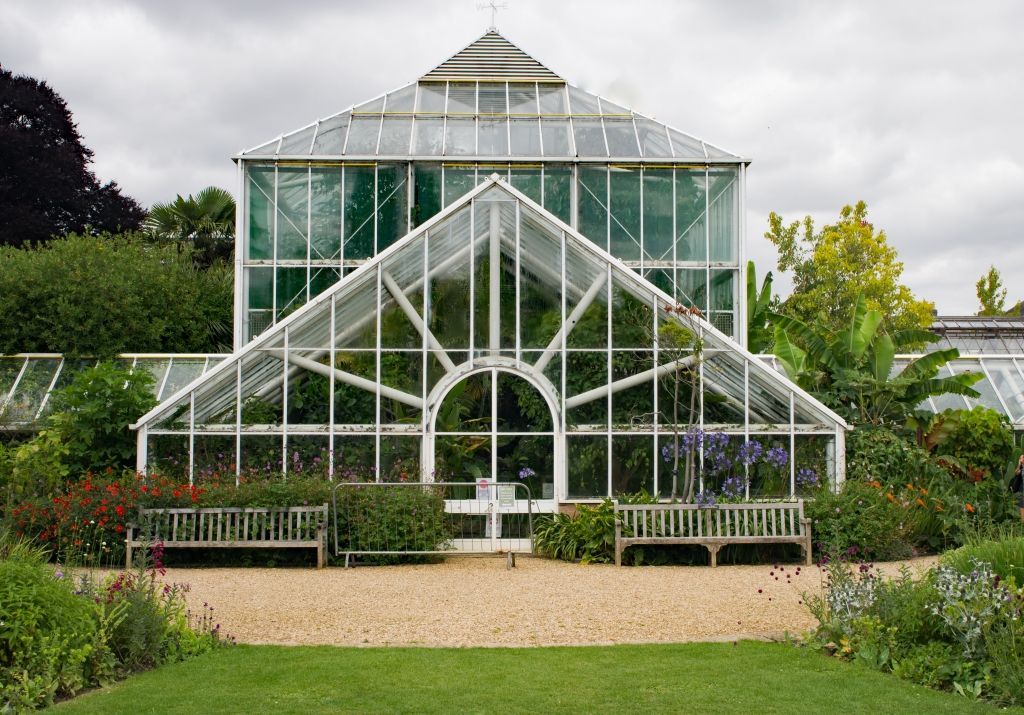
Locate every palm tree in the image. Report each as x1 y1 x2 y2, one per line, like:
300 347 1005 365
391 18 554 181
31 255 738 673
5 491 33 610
145 186 235 268
771 294 981 425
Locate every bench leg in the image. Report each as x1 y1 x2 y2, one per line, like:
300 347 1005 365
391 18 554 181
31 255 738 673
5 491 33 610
706 544 722 568
803 535 812 566
125 539 132 570
614 540 623 567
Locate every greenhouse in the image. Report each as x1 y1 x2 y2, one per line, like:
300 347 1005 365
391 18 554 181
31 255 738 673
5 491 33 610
234 30 746 347
134 177 849 510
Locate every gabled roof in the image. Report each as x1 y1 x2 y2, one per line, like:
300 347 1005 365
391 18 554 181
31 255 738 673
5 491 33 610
135 177 842 433
422 30 563 82
237 32 744 162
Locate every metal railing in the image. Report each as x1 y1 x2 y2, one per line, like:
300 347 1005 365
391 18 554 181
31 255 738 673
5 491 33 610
331 480 534 567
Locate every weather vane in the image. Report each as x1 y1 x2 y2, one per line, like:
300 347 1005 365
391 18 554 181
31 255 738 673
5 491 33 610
477 0 507 30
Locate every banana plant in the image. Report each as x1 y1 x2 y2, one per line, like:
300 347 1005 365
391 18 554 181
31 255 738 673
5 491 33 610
746 261 775 353
770 294 982 424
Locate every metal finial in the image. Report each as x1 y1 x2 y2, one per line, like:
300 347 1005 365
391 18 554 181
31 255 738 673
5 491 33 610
477 0 507 30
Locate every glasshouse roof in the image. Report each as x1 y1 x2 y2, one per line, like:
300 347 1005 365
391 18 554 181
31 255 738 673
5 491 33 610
0 354 225 431
135 177 844 439
237 30 742 163
927 316 1024 354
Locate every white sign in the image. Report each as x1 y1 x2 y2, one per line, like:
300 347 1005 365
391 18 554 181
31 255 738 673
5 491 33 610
497 484 516 508
476 478 491 500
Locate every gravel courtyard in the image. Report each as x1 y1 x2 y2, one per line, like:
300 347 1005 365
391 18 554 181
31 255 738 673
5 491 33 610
166 556 938 648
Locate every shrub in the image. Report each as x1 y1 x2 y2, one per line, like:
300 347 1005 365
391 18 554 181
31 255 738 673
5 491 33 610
533 498 628 564
941 531 1024 586
805 480 915 560
941 407 1015 480
333 484 451 561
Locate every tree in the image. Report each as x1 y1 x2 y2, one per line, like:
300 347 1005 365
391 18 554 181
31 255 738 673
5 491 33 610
771 294 981 425
0 67 145 246
976 265 1008 316
765 201 934 335
145 186 236 268
0 233 233 356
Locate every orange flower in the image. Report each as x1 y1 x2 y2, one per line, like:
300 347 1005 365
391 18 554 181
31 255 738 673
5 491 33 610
915 498 925 507
964 503 975 513
868 480 881 489
886 492 896 503
919 488 928 496
935 504 944 512
905 483 915 491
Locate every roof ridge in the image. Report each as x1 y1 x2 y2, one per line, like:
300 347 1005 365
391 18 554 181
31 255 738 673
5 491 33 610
421 29 563 82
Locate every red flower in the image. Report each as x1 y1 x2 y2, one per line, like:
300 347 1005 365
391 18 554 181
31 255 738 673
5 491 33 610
115 505 126 517
115 524 125 533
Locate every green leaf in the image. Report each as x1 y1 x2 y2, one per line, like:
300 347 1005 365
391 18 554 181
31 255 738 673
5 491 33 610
771 327 807 382
871 334 895 383
769 312 836 371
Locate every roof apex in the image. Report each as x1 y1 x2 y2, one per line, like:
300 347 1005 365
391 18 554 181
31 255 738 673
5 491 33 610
420 29 563 82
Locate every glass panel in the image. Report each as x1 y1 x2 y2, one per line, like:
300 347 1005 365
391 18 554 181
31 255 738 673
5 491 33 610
376 163 408 251
353 96 385 113
412 164 442 227
642 169 673 262
378 117 413 155
416 83 447 113
509 167 541 205
612 436 654 496
609 167 641 261
276 267 307 317
344 115 381 155
509 118 541 156
540 119 572 156
519 214 561 350
567 85 600 115
478 118 509 156
443 166 476 206
310 168 342 260
379 352 423 425
497 372 553 432
309 267 340 301
161 359 207 401
446 82 476 113
669 128 706 160
379 436 421 481
477 84 507 114
710 270 735 312
543 165 572 224
276 167 308 260
412 117 444 155
537 84 567 114
0 358 26 411
612 280 653 349
604 119 639 156
343 165 375 260
332 351 377 424
444 118 476 155
709 167 737 262
3 358 59 422
497 435 552 498
568 435 607 498
437 372 491 432
435 435 490 481
311 113 349 155
247 166 274 260
577 165 608 250
384 83 416 113
985 360 1024 421
676 269 707 311
278 125 315 155
635 116 672 158
676 168 707 261
247 266 273 310
428 215 472 350
287 364 331 425
508 82 537 114
572 118 607 157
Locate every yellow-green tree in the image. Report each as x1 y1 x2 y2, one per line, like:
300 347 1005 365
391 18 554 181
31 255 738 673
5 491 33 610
975 265 1007 316
765 201 934 334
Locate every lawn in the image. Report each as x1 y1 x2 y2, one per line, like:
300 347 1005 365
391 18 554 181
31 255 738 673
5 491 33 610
57 641 1018 714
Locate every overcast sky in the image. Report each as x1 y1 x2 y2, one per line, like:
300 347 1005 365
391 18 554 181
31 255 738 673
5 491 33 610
3 0 1021 314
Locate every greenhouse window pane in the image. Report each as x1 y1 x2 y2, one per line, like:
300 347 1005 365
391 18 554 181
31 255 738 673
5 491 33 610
478 118 509 156
508 82 537 114
540 119 572 156
572 118 608 157
509 167 541 205
276 267 308 317
443 167 476 207
376 163 408 251
247 266 273 309
478 83 507 114
577 165 608 250
568 436 608 498
161 359 207 401
384 83 416 112
309 267 340 301
509 118 541 156
669 128 706 160
605 119 640 156
444 118 476 155
636 117 672 159
676 268 707 310
412 117 444 155
310 168 342 260
709 167 738 262
278 125 315 155
247 166 274 260
412 164 442 227
344 116 381 154
378 116 413 155
567 85 600 115
537 84 568 114
311 113 349 155
543 165 572 224
343 165 376 260
5 358 60 422
276 167 308 260
353 96 385 113
676 169 707 261
416 83 447 113
710 269 735 312
642 169 674 262
446 82 476 113
609 167 641 261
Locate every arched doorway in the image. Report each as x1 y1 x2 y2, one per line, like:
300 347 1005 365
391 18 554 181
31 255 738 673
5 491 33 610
425 360 562 512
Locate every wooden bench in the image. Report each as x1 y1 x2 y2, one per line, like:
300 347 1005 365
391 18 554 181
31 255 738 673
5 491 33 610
614 501 812 567
126 504 329 569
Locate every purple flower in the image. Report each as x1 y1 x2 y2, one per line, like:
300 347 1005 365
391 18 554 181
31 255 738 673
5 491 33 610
518 467 536 480
765 447 789 469
796 468 819 488
695 490 717 508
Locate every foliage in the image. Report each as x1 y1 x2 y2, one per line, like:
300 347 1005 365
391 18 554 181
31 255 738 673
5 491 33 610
805 556 1024 705
0 67 145 247
0 233 233 355
805 480 915 561
145 186 236 268
54 642 1011 714
533 499 618 563
942 531 1024 586
765 200 934 335
771 294 981 425
333 483 451 562
940 406 1015 481
746 260 776 353
975 265 1007 316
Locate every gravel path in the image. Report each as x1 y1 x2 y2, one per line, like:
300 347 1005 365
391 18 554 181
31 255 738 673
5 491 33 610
167 556 938 648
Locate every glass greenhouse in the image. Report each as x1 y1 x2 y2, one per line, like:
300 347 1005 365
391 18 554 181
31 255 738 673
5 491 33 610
234 31 747 347
134 178 849 508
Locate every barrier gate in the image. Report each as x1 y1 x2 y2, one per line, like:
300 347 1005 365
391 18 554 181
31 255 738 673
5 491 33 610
331 481 535 567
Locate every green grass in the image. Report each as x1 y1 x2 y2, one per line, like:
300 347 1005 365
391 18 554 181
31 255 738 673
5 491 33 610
57 641 1018 714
